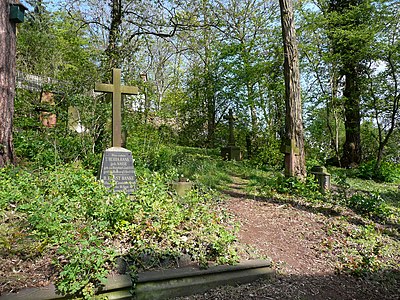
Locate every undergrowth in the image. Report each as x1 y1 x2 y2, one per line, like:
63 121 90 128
0 163 238 299
247 166 399 277
1 145 399 297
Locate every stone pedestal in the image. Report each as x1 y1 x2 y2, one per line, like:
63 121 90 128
221 146 241 161
99 147 136 194
310 166 331 193
172 179 193 196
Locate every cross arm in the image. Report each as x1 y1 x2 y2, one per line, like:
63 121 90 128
95 83 114 93
121 86 139 95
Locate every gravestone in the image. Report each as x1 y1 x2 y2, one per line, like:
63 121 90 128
95 68 138 194
221 108 241 160
310 166 331 193
99 147 136 193
280 138 299 177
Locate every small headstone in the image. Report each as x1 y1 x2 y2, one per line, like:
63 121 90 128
221 146 241 161
310 165 331 193
171 177 193 196
99 147 136 193
221 108 241 161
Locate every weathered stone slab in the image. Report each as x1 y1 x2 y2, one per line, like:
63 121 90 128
310 165 331 193
221 146 241 161
99 147 136 194
0 259 273 300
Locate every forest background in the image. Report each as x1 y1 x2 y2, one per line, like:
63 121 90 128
12 0 400 174
0 0 399 299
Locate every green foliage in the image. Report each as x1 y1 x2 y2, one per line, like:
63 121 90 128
0 163 238 298
0 166 38 210
124 172 238 268
331 223 395 276
357 160 400 183
1 165 115 298
17 9 100 87
347 193 392 220
250 138 282 168
13 127 101 171
272 174 324 201
56 236 114 298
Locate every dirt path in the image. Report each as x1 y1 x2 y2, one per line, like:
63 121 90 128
176 177 399 300
224 178 333 276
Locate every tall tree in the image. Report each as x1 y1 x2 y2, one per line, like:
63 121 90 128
365 0 400 169
215 0 281 154
327 0 374 167
0 0 18 166
105 0 122 70
299 4 345 164
279 0 306 178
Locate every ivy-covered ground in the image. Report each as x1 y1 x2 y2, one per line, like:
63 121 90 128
0 160 239 299
1 149 399 299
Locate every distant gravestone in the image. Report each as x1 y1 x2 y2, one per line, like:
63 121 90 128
221 108 241 161
95 68 138 194
310 165 331 193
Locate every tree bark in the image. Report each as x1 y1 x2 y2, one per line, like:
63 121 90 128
327 0 364 168
0 0 16 166
105 0 122 71
279 0 306 179
341 65 362 167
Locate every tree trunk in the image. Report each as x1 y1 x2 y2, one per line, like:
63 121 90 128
206 78 215 148
105 0 122 71
0 0 16 167
327 0 364 168
341 65 362 167
279 0 306 179
327 65 342 166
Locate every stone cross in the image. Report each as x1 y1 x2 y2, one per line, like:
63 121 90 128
95 68 138 147
225 108 236 146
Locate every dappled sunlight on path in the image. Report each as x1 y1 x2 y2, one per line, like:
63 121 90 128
223 176 332 276
177 175 400 300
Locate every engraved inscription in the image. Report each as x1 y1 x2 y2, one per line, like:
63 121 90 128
99 148 136 194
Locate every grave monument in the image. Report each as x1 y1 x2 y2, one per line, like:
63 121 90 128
95 69 138 193
280 138 299 177
221 108 241 160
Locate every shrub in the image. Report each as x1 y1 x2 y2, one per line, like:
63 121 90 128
273 174 324 201
357 160 400 183
250 139 282 169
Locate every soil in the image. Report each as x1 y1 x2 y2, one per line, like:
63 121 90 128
175 176 400 300
1 176 399 299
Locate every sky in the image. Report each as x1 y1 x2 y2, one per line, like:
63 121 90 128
20 0 63 13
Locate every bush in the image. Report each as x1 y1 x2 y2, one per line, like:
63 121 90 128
271 174 324 201
250 139 282 169
357 160 400 183
14 128 100 169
